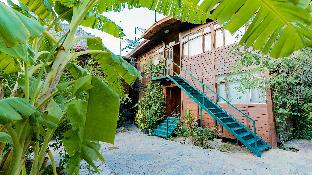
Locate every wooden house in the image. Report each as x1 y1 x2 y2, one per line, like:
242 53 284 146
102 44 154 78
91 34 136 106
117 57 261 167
127 17 277 156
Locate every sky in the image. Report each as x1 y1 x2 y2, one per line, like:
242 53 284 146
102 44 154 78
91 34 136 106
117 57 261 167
0 0 164 56
86 8 165 55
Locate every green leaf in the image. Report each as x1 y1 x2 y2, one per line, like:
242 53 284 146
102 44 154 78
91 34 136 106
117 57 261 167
67 63 88 80
95 0 208 24
63 130 81 156
87 37 141 85
84 77 119 143
66 154 81 175
81 13 124 38
54 1 73 22
72 75 93 95
0 132 12 144
0 97 37 124
19 0 54 20
81 143 99 172
203 0 312 58
0 3 43 59
0 52 20 74
66 100 87 130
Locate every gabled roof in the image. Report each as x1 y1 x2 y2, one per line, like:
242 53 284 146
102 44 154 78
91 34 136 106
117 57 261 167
126 17 200 59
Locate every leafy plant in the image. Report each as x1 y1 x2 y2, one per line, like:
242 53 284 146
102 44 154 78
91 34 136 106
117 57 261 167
0 1 141 174
230 47 312 142
192 127 217 148
175 110 217 148
147 60 166 78
135 82 165 130
199 0 312 58
175 121 192 137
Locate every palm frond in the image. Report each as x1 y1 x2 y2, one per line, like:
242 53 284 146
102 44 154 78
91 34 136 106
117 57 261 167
199 0 312 58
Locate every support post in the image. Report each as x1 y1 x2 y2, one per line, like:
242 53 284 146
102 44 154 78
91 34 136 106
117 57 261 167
200 107 203 127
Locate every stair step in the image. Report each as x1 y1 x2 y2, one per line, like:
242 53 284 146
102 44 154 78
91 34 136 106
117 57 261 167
220 117 235 123
257 144 269 152
246 138 258 145
239 132 252 138
159 123 176 128
225 121 237 125
153 129 175 137
232 126 244 130
213 112 226 115
250 140 265 149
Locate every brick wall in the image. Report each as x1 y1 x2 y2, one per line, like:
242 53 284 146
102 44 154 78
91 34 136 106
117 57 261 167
180 45 277 147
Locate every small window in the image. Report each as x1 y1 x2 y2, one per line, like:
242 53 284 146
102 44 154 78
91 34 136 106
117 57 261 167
204 33 212 52
250 88 266 103
215 29 224 48
227 81 250 103
183 43 189 57
188 36 203 56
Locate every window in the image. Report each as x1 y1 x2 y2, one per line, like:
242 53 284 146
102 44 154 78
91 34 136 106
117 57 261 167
227 80 250 103
216 74 266 104
215 29 224 48
204 33 212 51
182 43 189 57
188 36 203 56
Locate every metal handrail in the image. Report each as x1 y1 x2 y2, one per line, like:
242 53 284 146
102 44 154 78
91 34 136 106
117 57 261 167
155 57 257 136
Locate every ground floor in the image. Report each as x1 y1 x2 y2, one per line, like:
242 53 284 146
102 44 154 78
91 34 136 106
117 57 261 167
92 125 312 175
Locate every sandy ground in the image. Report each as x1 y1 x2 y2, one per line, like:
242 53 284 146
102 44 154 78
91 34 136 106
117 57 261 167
82 126 312 175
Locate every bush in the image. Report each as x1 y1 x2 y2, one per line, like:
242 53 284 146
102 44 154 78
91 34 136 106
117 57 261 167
192 127 217 148
135 82 166 130
230 47 312 142
175 121 192 137
175 111 196 137
175 110 217 148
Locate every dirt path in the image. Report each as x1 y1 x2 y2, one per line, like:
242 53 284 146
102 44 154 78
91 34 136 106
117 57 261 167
94 126 312 175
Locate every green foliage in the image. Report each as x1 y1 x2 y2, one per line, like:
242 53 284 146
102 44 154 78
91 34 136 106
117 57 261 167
192 127 217 148
0 52 20 74
82 14 124 38
135 82 165 130
0 97 37 124
201 0 312 58
230 47 312 142
175 121 192 137
270 48 312 141
118 95 133 127
175 110 217 148
147 60 166 78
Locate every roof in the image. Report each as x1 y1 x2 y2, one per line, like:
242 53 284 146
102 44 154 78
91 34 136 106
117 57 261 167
126 17 200 59
142 17 177 40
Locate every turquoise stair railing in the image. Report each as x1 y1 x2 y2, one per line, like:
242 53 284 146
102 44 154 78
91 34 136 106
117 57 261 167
152 56 271 157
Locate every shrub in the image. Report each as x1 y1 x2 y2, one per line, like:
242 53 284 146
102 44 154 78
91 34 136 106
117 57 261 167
175 111 196 137
175 121 192 137
230 47 312 142
135 82 166 130
192 127 217 148
175 110 217 148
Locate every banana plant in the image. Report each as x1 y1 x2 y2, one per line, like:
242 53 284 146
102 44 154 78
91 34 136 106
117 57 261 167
0 0 311 174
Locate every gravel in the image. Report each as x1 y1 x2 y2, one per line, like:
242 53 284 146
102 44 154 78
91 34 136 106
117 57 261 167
86 125 312 175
